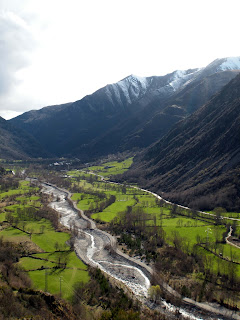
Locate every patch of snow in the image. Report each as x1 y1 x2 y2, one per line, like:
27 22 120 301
168 69 200 91
108 75 149 105
169 70 186 90
117 79 133 104
219 57 240 71
105 86 115 105
130 74 149 91
107 83 124 105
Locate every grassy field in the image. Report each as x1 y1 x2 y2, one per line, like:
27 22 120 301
20 251 89 300
67 160 240 282
207 210 240 219
0 179 89 301
68 157 133 180
92 198 136 222
0 180 38 200
71 193 100 211
2 161 239 308
0 226 30 242
86 157 133 177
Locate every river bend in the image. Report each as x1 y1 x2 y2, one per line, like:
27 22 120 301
41 183 150 297
40 182 240 320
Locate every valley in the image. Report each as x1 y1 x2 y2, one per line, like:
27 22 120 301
1 56 240 319
9 158 240 318
1 160 240 319
67 160 240 310
9 57 240 160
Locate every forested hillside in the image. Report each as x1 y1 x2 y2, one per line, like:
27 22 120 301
0 117 50 159
126 73 240 211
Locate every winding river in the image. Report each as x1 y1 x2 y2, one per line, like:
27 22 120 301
40 181 240 320
41 182 150 298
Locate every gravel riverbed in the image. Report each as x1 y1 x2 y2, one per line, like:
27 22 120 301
40 182 240 320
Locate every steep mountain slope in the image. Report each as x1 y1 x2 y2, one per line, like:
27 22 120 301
89 64 240 154
128 73 240 211
10 57 240 159
10 71 194 157
0 116 50 159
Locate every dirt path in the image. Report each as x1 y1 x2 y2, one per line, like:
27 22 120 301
226 226 240 250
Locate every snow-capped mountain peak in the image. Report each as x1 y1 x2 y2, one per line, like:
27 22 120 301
120 74 149 91
103 56 240 109
105 74 150 106
203 56 240 76
218 56 240 71
168 68 201 91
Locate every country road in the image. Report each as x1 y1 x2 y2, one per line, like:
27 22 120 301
84 169 240 223
226 226 240 250
38 178 240 320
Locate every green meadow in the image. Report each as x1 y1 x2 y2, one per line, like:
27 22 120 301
0 180 38 200
86 157 133 177
92 198 136 222
0 179 89 301
68 158 240 281
20 251 89 300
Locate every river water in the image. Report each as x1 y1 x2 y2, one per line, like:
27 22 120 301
40 182 234 320
41 183 150 297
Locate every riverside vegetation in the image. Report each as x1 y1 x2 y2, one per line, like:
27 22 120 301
1 160 240 318
66 158 240 312
0 167 171 319
26 157 240 313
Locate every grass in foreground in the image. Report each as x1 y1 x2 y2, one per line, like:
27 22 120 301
0 180 89 301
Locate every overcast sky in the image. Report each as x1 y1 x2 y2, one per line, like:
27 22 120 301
0 0 240 119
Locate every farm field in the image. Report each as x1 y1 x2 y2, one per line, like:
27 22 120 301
68 160 240 283
207 210 240 219
68 157 133 180
20 251 89 300
92 198 136 222
86 157 133 177
0 179 89 301
1 159 240 311
0 180 38 199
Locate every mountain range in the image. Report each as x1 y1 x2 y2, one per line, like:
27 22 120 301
1 56 240 210
9 56 240 160
0 116 49 159
126 72 240 211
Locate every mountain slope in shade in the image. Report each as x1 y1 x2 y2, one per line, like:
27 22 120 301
127 73 240 211
10 57 240 159
0 116 50 159
10 71 195 157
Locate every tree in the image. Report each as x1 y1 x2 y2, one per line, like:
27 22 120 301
122 185 127 194
170 204 177 218
5 212 14 224
54 242 59 251
148 285 162 302
40 225 45 234
213 207 225 225
176 219 183 228
172 231 183 250
21 221 27 232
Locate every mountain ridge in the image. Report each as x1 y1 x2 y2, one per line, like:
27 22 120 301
126 72 240 211
0 116 50 159
9 56 240 160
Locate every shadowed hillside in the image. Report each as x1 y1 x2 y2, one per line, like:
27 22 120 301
127 73 240 211
0 117 50 159
10 58 240 159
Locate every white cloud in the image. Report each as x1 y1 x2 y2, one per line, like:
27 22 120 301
0 10 34 93
0 109 22 120
0 0 240 119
